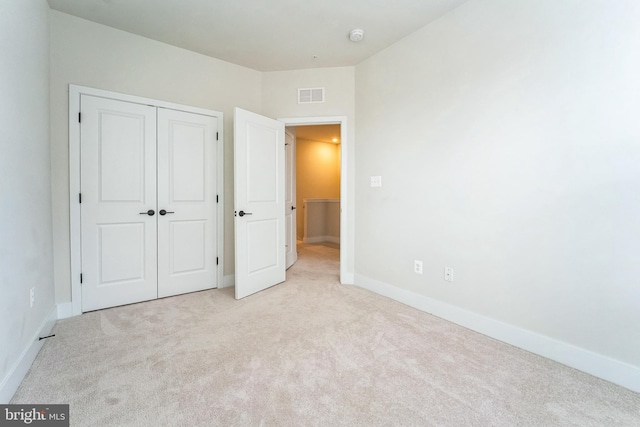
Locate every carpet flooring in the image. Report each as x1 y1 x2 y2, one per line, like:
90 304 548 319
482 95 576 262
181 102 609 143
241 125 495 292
12 242 640 426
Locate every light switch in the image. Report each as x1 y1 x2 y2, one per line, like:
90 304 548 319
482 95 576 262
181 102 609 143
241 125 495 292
370 176 382 187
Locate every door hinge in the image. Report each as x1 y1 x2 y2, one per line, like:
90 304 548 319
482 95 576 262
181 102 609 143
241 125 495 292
78 112 81 123
216 132 219 141
80 273 83 284
216 257 219 265
79 193 82 203
216 194 219 203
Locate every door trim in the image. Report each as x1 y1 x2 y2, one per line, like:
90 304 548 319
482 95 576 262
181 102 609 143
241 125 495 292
277 116 353 285
69 85 224 316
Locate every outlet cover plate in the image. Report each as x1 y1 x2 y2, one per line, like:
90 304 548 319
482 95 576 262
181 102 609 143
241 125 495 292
414 260 423 275
444 267 454 282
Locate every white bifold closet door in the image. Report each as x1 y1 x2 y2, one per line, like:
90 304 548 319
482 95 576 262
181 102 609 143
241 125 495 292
156 108 217 298
80 95 217 312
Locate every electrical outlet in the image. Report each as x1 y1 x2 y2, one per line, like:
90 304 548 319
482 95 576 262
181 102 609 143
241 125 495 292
30 287 35 308
414 260 423 275
444 267 454 282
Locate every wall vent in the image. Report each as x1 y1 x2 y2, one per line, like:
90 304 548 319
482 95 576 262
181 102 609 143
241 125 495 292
298 87 325 104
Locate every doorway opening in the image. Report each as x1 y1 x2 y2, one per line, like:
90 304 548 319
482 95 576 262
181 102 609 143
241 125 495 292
287 124 341 278
279 115 351 285
234 111 351 299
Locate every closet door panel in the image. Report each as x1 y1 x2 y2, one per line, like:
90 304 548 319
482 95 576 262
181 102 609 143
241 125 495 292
80 95 158 311
157 108 218 297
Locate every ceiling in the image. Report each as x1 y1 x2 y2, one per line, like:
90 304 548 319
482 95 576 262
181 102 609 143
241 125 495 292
293 125 341 144
47 0 469 72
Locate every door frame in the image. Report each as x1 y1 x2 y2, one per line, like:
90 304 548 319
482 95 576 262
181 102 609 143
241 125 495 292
68 85 224 316
278 116 353 285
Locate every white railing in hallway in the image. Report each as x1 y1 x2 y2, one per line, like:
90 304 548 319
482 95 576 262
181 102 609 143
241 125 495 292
303 198 340 244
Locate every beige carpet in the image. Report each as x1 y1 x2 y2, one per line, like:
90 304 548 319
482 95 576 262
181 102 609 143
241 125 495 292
12 242 640 426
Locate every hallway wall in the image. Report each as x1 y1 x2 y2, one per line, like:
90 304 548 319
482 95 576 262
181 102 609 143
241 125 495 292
296 138 340 240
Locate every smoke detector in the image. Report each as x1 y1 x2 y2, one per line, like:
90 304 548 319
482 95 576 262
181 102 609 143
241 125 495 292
349 28 364 42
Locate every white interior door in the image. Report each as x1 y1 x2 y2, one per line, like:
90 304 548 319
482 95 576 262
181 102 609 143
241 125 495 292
285 129 298 268
157 108 218 298
80 95 158 311
234 107 286 299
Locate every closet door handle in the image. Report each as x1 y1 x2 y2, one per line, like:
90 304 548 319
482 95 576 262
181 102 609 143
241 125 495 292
139 210 155 216
238 210 253 217
159 210 174 216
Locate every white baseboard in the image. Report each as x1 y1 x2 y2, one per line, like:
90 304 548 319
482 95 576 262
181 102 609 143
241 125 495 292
303 236 325 244
0 306 57 403
303 236 340 244
353 274 640 394
340 272 355 285
222 274 235 289
56 302 74 319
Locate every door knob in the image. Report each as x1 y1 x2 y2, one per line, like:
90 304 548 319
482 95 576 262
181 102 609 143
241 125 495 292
238 210 253 217
291 206 297 210
139 209 155 216
159 209 175 216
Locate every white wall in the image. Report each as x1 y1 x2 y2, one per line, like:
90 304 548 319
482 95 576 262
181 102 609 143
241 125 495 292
50 11 263 301
262 67 355 120
0 0 56 401
355 0 640 377
2 0 636 398
262 67 355 279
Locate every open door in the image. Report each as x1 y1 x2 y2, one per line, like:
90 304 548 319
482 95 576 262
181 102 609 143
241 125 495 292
285 129 298 269
234 108 286 299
